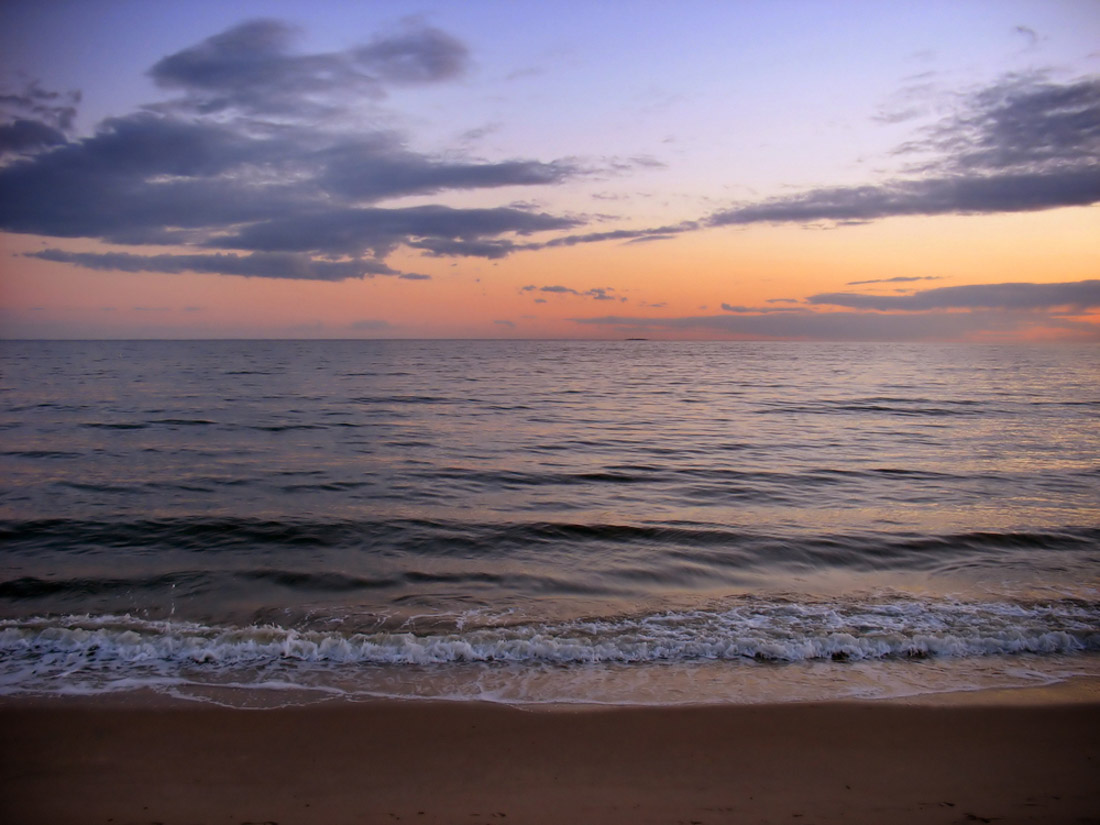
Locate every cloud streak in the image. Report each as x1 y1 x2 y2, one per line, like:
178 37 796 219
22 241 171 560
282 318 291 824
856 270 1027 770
807 280 1100 312
846 276 942 286
572 306 1099 341
709 168 1100 226
720 303 805 314
25 249 407 281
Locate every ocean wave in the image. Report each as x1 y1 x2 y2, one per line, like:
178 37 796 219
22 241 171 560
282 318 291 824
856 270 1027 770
2 598 1096 689
5 517 1097 550
2 520 1098 594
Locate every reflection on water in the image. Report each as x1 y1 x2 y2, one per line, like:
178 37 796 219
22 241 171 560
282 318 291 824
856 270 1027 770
1 340 1097 703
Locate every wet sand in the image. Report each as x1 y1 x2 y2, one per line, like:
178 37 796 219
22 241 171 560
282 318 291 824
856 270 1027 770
2 688 1098 825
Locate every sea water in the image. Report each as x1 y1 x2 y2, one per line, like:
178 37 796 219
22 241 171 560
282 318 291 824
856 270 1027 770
1 340 1097 705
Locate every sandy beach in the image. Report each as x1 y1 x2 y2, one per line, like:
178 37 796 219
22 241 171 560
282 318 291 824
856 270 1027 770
2 685 1098 825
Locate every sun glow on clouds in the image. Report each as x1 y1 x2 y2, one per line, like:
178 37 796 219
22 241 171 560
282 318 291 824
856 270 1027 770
0 1 1098 340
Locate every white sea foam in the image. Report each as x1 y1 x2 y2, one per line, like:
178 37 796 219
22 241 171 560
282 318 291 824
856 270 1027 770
1 597 1097 703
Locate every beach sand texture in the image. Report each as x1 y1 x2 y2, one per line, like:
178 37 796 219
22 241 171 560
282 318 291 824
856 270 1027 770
2 693 1098 825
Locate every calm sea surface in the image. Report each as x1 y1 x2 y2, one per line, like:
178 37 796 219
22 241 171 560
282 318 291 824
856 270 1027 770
1 340 1097 705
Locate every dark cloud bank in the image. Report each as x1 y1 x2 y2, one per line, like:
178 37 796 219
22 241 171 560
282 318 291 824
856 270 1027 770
580 280 1100 341
574 308 1100 341
0 19 1097 342
1 19 579 281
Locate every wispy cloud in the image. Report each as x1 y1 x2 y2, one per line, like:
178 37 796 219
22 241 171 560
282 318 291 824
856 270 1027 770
524 284 578 295
710 74 1100 227
0 79 80 154
1012 25 1040 49
522 284 623 301
845 276 943 286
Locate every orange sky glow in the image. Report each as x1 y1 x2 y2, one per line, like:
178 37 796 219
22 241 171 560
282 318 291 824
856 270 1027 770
1 1 1097 340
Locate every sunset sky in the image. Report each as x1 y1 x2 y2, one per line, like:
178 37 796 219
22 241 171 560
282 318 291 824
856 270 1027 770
1 0 1098 340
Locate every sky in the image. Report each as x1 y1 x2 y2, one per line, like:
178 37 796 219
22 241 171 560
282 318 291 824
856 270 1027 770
1 0 1098 340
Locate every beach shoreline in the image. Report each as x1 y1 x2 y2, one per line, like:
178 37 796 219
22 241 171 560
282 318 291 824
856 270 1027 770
3 682 1098 825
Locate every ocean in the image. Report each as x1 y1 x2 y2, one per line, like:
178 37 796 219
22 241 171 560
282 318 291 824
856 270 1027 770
1 339 1097 706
